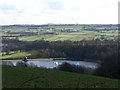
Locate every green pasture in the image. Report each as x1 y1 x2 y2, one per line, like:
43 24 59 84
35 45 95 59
18 30 118 41
2 65 120 88
2 51 38 59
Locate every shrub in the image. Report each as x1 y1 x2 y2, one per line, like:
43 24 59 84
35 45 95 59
94 54 120 79
57 62 85 73
16 61 37 68
27 62 37 68
16 61 28 67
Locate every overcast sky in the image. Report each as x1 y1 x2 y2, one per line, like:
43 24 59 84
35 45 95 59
0 0 119 25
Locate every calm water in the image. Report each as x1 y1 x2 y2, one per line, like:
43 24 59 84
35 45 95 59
2 60 99 69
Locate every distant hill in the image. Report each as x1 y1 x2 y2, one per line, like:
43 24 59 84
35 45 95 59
1 24 118 31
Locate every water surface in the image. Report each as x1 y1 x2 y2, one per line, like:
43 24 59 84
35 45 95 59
2 60 99 69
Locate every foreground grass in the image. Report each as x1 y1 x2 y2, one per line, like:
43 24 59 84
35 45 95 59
2 65 120 88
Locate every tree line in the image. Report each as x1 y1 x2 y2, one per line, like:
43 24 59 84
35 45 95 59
2 39 118 61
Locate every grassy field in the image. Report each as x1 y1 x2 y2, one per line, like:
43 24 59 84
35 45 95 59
18 32 93 41
2 50 66 61
2 51 38 59
2 65 120 88
1 29 118 41
18 30 118 41
2 51 66 60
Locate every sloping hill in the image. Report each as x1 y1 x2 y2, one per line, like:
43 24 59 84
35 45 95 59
2 65 120 88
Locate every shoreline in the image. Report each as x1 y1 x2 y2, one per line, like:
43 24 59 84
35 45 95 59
2 58 101 64
1 58 67 61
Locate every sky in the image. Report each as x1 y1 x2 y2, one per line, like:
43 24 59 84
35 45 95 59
0 0 119 25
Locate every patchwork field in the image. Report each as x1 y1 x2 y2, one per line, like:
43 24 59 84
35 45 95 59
18 30 118 41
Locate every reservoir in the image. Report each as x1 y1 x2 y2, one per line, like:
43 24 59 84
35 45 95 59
2 59 99 69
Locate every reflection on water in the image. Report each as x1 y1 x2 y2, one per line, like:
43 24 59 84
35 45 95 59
2 61 14 66
2 60 99 69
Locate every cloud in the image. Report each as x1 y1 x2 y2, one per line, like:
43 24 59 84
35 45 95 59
0 3 24 16
45 1 64 10
39 0 64 10
0 0 119 25
0 4 16 11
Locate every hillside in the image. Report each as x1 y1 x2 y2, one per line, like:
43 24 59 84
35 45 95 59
1 24 118 42
2 65 120 88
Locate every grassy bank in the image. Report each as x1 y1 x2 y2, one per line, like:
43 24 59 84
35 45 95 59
2 51 38 60
2 65 120 88
2 51 67 60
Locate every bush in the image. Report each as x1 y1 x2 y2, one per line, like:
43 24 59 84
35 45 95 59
57 62 85 73
94 54 120 79
16 61 37 68
27 62 37 68
16 61 28 67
